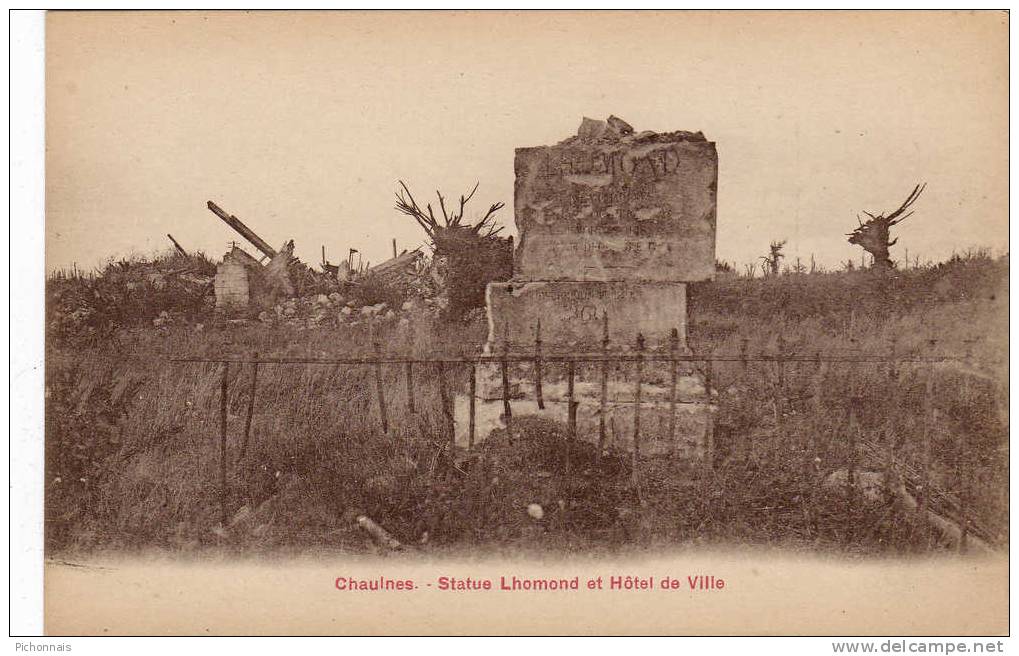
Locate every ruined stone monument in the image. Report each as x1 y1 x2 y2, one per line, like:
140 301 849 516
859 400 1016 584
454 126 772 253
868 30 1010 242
455 115 717 458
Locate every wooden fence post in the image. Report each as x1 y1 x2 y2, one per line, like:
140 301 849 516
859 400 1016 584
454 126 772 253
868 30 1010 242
887 336 898 381
632 333 645 489
468 363 476 449
775 335 786 434
566 359 576 485
958 339 978 553
599 313 609 455
372 328 388 435
405 362 416 414
957 430 969 553
534 320 545 410
219 362 229 527
238 352 259 464
437 361 455 459
667 328 679 457
847 396 859 518
704 355 714 470
919 339 936 547
804 350 824 538
812 351 824 450
501 333 513 443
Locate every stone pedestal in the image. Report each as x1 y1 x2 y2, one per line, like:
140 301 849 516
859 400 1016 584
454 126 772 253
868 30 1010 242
454 394 712 459
455 116 717 460
456 353 713 458
486 281 687 351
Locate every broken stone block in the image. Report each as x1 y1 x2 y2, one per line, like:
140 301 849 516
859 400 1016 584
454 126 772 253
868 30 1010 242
513 119 717 282
606 114 634 136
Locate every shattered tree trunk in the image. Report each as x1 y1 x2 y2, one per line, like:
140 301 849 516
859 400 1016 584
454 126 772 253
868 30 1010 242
262 240 296 302
847 184 925 270
848 217 895 269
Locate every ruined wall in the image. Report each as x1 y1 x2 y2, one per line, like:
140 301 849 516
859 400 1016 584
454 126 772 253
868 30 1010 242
214 259 250 312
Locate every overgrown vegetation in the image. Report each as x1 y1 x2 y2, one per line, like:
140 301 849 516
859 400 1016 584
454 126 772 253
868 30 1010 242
45 251 1008 557
395 181 513 321
47 251 216 346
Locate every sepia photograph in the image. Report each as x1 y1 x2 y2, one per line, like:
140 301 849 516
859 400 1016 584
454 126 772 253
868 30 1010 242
20 8 1011 639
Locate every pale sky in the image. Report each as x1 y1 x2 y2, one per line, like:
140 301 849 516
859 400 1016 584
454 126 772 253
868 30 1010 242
46 10 1009 273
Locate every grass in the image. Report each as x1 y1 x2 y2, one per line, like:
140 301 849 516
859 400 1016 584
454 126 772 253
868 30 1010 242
44 252 1009 557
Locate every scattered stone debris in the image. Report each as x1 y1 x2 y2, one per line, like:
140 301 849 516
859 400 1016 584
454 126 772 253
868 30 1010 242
254 293 443 330
206 200 441 317
367 248 424 279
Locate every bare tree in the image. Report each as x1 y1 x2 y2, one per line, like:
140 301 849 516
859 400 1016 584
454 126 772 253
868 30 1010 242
847 183 925 269
395 180 505 242
395 180 512 319
760 240 786 277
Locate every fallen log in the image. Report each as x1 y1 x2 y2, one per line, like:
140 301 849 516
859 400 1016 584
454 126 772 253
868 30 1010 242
823 469 993 553
167 233 188 256
207 200 278 259
356 515 403 550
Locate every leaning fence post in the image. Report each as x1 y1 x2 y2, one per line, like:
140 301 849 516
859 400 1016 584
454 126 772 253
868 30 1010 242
803 350 823 537
468 363 477 449
846 395 861 544
919 339 936 546
959 339 977 552
775 334 786 433
887 336 898 381
405 361 416 414
599 313 610 455
437 360 455 458
740 338 749 373
812 350 824 448
371 327 389 435
847 396 859 501
667 328 679 457
534 320 545 410
882 422 897 508
219 361 229 528
501 332 513 443
239 352 259 464
957 429 969 553
632 333 645 489
566 359 576 485
703 354 714 470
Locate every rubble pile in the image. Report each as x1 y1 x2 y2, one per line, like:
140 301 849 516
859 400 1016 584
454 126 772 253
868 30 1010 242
47 199 461 342
256 293 448 330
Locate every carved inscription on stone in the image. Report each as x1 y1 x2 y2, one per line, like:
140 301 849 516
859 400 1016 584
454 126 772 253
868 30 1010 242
514 136 717 281
486 281 687 350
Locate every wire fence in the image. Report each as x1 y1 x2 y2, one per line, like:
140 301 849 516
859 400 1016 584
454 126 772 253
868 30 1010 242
170 330 1001 551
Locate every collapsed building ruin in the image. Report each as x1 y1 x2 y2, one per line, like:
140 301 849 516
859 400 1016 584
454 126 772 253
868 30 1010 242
207 200 424 314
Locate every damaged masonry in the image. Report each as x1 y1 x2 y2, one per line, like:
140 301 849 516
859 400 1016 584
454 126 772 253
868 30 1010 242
206 200 432 325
